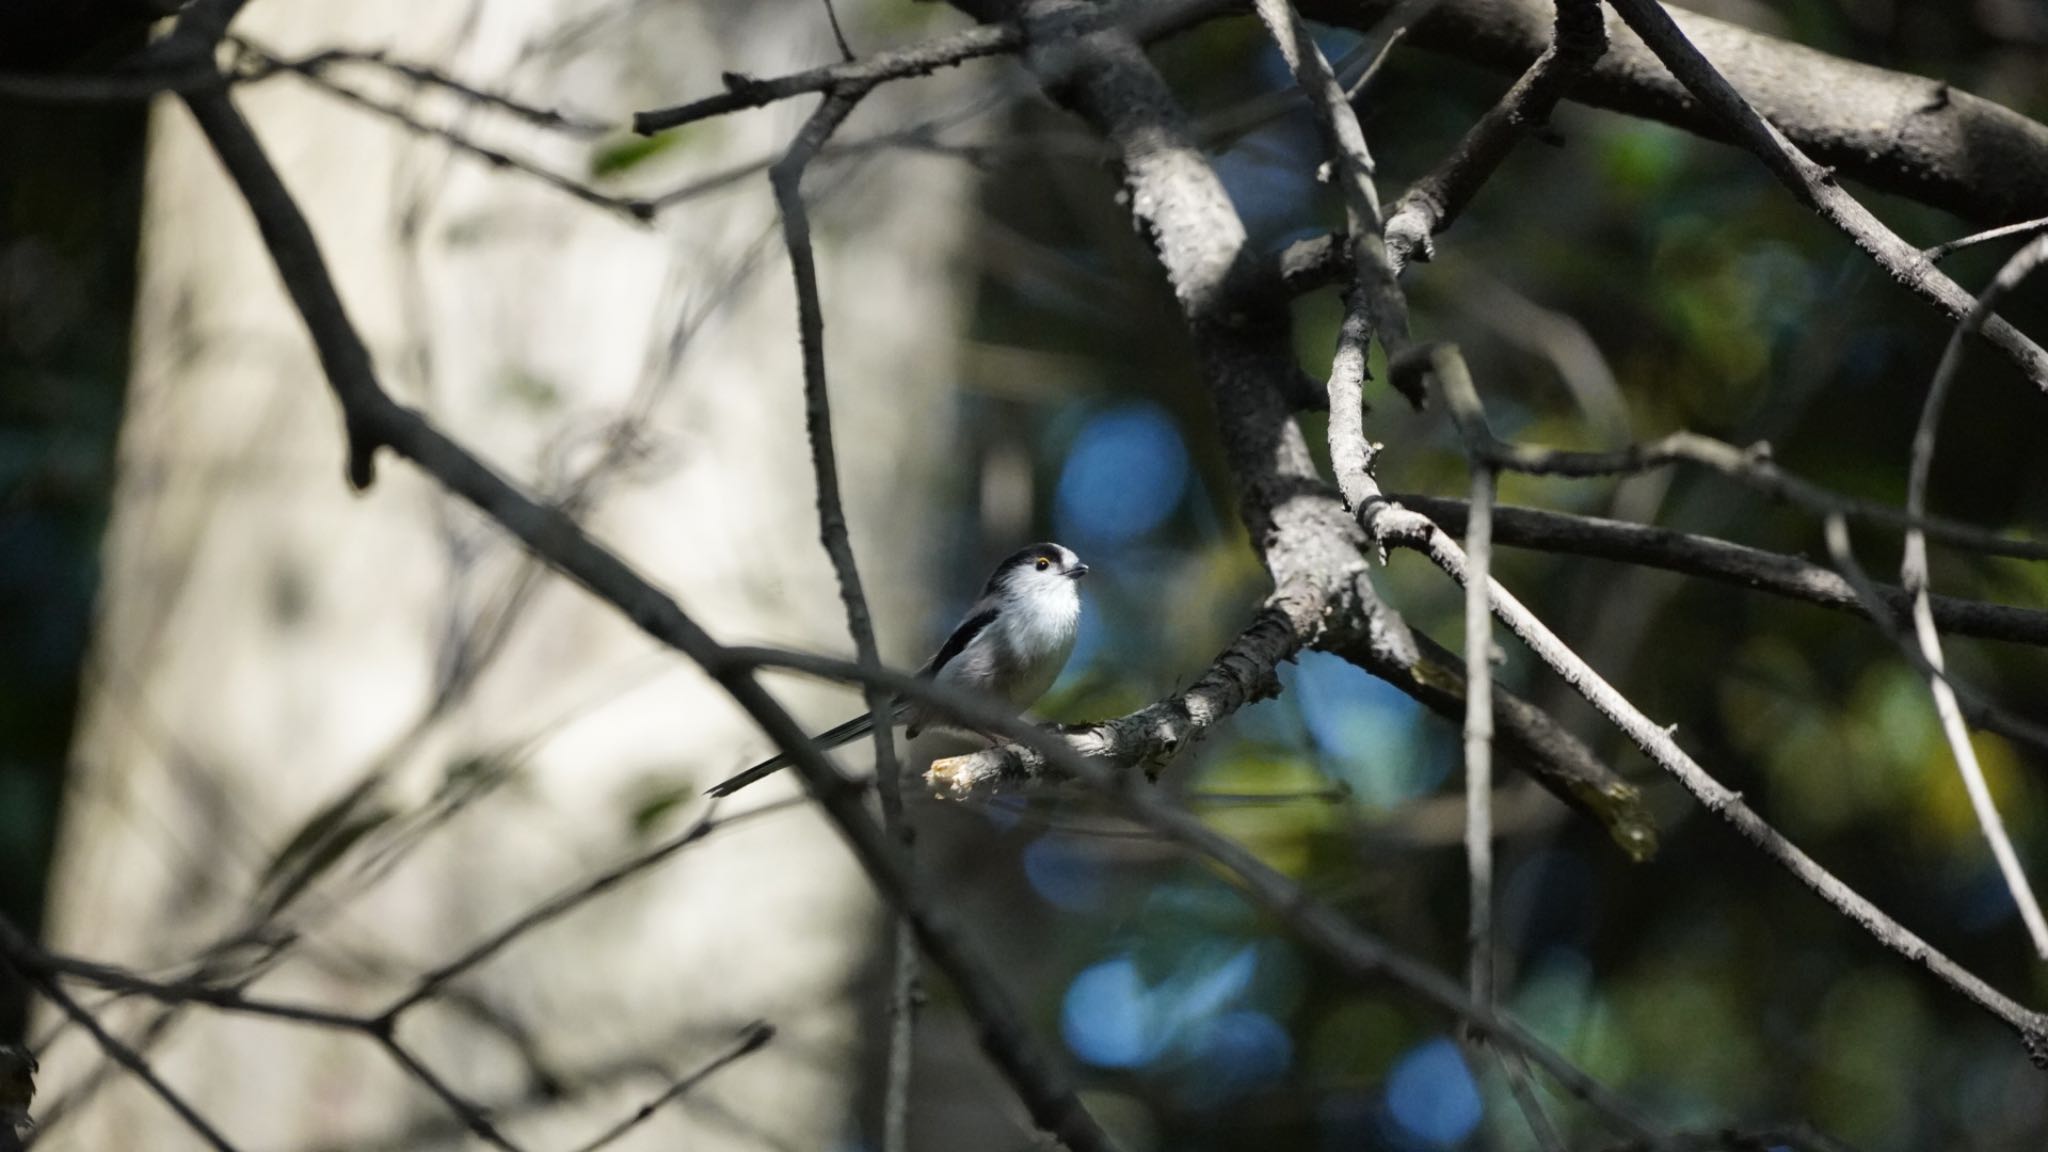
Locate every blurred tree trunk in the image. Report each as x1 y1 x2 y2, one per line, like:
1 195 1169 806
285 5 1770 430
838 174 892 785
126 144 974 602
34 1 973 1148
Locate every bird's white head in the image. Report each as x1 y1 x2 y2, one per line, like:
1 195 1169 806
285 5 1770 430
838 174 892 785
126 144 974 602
984 541 1088 604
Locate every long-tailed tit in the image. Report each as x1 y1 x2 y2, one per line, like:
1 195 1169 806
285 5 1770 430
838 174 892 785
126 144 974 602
707 543 1089 797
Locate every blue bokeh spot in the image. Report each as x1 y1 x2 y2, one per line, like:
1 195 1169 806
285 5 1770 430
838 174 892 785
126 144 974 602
1054 403 1190 549
1062 955 1169 1068
1060 944 1270 1073
1177 1010 1294 1102
1023 835 1109 912
1287 650 1444 805
1386 1037 1483 1146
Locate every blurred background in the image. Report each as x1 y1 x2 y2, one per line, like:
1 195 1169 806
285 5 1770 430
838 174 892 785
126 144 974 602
5 0 2048 1149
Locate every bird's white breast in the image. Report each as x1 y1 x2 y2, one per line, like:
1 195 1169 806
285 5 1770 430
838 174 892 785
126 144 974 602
992 583 1080 706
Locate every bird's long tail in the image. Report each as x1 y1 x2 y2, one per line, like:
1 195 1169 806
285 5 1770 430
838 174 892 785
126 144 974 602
706 707 899 797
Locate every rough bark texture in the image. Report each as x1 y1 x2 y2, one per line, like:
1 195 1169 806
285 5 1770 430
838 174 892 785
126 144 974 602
1303 0 2048 225
36 2 971 1148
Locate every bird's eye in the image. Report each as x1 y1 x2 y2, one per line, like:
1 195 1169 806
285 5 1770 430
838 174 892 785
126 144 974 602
1035 557 1050 571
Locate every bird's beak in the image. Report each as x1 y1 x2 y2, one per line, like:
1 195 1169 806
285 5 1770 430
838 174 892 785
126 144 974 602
1069 564 1089 579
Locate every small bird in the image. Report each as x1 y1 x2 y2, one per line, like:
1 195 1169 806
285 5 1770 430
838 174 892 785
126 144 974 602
708 542 1089 797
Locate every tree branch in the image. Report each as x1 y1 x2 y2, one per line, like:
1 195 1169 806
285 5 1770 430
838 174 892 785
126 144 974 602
768 82 923 1152
1401 495 2048 649
631 0 1231 135
1897 233 2048 957
1454 428 2048 564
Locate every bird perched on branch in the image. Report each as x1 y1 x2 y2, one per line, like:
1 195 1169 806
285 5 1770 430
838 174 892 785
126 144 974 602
708 542 1088 797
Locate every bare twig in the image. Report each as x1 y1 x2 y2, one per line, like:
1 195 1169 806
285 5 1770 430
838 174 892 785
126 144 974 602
9 800 794 1147
230 39 615 136
819 0 857 63
631 0 1231 135
1298 0 2048 229
0 65 225 102
1401 495 2048 650
767 82 922 1152
1253 0 1418 422
1600 0 2048 390
385 799 799 1017
1460 474 1498 1007
1399 347 1511 1020
1381 0 1606 270
566 1023 773 1152
1381 341 2048 1060
0 921 240 1152
1345 0 1437 99
1898 233 2048 958
1463 429 2048 564
1924 215 2048 264
231 41 656 223
377 1033 525 1152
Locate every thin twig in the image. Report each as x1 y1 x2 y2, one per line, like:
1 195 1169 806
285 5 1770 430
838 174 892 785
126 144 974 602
230 39 615 136
631 0 1231 135
232 41 656 223
384 798 800 1018
1253 0 1418 418
819 0 857 62
0 921 240 1152
566 1023 774 1152
1381 344 2048 1063
1499 1048 1568 1152
1898 232 2048 958
1461 469 1497 1006
1416 348 1502 1011
1924 215 2048 264
1345 0 1438 99
1381 0 1606 270
378 1032 525 1152
768 82 922 1152
1462 429 2048 564
1400 495 2048 650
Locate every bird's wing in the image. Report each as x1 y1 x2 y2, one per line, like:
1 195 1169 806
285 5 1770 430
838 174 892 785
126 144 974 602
919 601 1001 680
